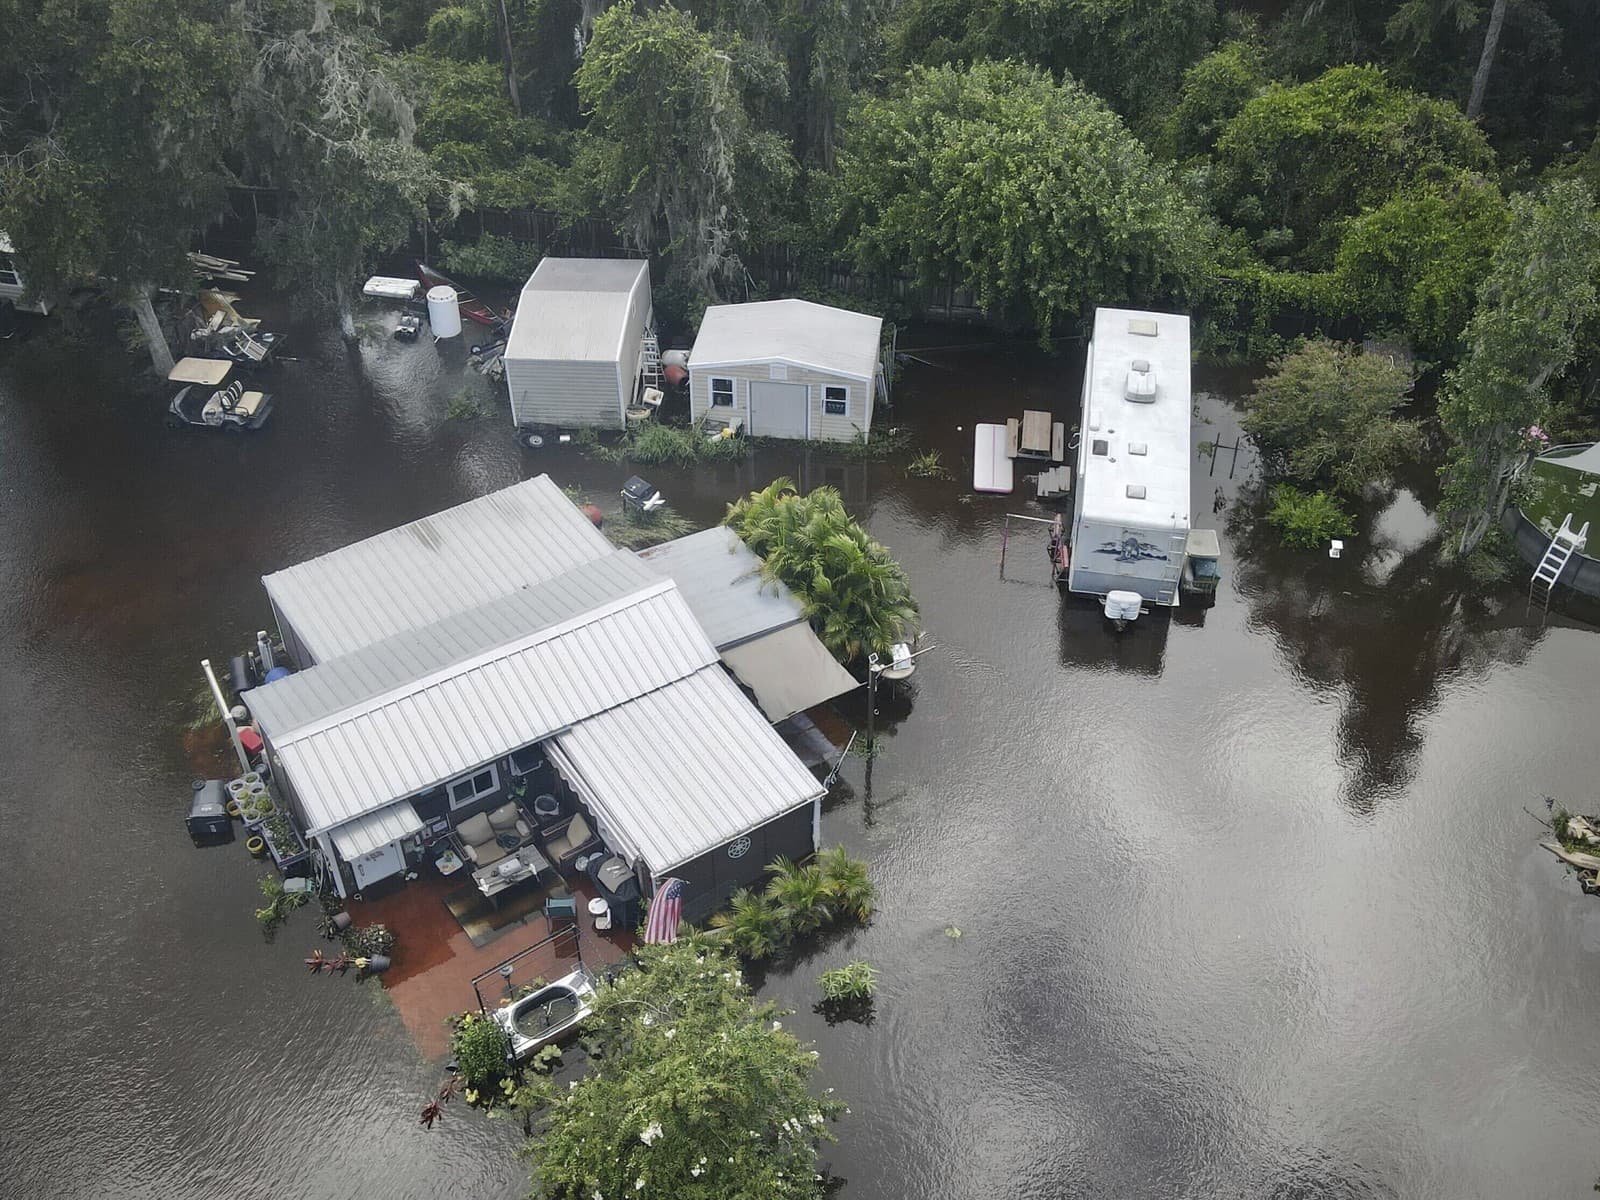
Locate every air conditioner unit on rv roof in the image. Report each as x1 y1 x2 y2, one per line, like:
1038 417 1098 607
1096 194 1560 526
1125 359 1157 402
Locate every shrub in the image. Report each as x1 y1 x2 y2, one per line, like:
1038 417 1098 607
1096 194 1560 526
450 1012 511 1089
1266 485 1355 549
905 449 950 479
765 858 834 935
440 233 537 284
814 845 876 921
343 923 396 959
710 888 787 960
711 848 875 960
818 960 877 1002
1244 339 1419 496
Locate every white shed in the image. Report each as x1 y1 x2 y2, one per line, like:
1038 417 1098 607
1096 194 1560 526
502 257 653 429
688 299 882 442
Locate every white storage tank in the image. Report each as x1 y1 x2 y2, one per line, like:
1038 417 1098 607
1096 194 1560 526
426 285 462 339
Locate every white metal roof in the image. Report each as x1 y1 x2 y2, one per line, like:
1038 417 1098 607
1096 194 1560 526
505 257 649 363
266 580 717 836
690 299 882 381
329 800 423 860
262 475 614 662
1077 308 1192 529
549 666 825 873
248 550 658 735
636 527 803 649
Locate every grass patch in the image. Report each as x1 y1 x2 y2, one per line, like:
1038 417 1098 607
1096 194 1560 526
445 388 491 421
604 505 698 549
1265 484 1355 549
904 449 951 479
829 426 912 461
573 422 750 466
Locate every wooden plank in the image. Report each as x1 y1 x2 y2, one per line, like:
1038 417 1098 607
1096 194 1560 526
1051 422 1066 463
1004 417 1020 460
1021 409 1052 454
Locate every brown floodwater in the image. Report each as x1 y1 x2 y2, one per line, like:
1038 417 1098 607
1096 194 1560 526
2 300 1598 1200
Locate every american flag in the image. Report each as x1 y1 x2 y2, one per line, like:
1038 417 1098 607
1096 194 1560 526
643 878 686 944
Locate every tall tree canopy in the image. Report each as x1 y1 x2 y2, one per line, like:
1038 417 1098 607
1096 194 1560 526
1438 179 1600 553
0 0 243 371
834 60 1213 340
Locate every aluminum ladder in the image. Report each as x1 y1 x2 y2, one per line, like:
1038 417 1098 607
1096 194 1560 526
640 331 663 390
1528 512 1589 618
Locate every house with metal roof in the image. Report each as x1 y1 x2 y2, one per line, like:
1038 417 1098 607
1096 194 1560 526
638 526 856 722
688 299 883 441
502 257 653 432
245 476 834 921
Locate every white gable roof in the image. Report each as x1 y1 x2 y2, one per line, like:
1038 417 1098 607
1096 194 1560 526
505 257 649 363
690 299 882 381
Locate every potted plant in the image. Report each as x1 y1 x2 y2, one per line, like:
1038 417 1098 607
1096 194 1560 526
263 812 309 871
246 834 267 858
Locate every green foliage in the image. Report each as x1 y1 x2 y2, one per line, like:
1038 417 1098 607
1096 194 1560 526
445 388 490 420
254 873 310 932
604 505 698 551
1161 39 1268 160
766 858 834 935
835 61 1214 342
518 939 842 1200
342 923 396 958
441 234 538 284
817 961 877 1002
574 2 794 294
450 1011 511 1089
905 449 951 479
1265 485 1357 549
1332 174 1509 357
711 887 788 960
710 848 875 960
1439 179 1600 553
1244 339 1420 495
725 479 918 662
627 422 748 466
1210 65 1493 268
814 844 876 922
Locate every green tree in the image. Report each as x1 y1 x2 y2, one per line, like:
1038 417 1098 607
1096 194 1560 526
1331 173 1509 357
0 0 244 373
242 1 446 338
1210 65 1493 268
834 60 1213 341
1243 338 1420 496
1439 179 1600 553
571 2 794 297
726 479 918 662
518 938 843 1200
1160 38 1268 161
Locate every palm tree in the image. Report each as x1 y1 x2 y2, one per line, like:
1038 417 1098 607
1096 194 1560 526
814 846 876 922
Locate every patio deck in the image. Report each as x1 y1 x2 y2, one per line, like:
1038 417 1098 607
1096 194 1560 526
347 869 636 1058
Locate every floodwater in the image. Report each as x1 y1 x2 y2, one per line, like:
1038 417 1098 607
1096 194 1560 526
2 298 1598 1200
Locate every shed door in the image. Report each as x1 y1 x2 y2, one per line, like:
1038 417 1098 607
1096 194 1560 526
749 381 809 439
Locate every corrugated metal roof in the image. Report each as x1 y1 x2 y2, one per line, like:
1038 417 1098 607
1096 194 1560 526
506 258 649 364
550 666 825 873
271 581 718 835
248 550 657 736
329 800 423 860
690 299 882 381
636 527 803 649
261 475 614 662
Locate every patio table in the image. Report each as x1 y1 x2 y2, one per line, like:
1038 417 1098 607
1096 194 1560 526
473 844 553 908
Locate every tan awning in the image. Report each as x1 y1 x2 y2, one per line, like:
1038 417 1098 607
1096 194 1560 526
168 357 232 385
328 800 423 860
721 623 858 723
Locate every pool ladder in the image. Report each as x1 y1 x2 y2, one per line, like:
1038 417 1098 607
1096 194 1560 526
1528 512 1589 619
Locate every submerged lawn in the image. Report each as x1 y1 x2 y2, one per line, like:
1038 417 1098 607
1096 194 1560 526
1522 454 1600 539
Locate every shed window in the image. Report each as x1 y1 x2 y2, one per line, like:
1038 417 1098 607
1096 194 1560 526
0 257 18 287
710 377 735 407
823 385 849 417
447 764 499 810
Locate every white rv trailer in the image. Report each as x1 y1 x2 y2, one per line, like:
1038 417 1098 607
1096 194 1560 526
0 232 48 315
1066 308 1192 619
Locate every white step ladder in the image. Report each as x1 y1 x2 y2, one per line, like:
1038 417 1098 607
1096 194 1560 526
640 330 662 390
1529 512 1589 617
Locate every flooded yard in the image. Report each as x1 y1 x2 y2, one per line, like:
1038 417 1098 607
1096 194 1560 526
3 302 1599 1199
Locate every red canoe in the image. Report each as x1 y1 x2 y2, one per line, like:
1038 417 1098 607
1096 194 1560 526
415 262 503 328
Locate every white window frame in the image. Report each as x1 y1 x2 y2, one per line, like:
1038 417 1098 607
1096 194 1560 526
446 763 499 811
710 376 735 407
822 384 850 418
0 259 19 288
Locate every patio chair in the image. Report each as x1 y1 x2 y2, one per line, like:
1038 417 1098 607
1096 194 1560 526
456 802 531 869
539 811 601 871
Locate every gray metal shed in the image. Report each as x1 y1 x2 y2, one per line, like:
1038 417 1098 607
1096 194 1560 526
503 257 653 430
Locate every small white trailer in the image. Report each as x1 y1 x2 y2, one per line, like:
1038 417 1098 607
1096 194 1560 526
1065 308 1195 622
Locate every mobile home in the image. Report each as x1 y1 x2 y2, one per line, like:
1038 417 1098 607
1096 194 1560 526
0 232 48 315
1066 309 1192 616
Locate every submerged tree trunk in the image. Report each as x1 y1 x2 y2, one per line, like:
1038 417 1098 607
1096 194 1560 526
130 287 175 376
1466 0 1507 120
333 277 356 341
493 0 523 117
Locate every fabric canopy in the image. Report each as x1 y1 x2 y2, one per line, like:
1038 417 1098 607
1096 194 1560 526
328 800 423 860
720 623 858 723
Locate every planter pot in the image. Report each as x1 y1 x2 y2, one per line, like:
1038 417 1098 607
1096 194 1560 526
330 911 353 932
227 779 249 800
363 954 391 974
246 835 267 858
225 798 244 819
242 771 262 788
254 799 276 818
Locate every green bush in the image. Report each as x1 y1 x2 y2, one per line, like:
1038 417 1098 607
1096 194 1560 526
450 1011 510 1089
343 923 396 959
818 960 877 1002
814 845 876 921
765 858 834 935
1266 485 1355 549
710 888 787 960
440 233 537 284
709 848 876 960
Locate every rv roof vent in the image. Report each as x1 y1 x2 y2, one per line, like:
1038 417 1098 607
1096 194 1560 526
1091 438 1109 456
1124 361 1157 403
1128 441 1148 455
1126 484 1147 499
1128 318 1158 337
